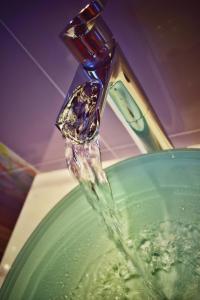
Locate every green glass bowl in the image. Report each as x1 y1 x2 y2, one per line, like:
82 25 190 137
1 150 200 299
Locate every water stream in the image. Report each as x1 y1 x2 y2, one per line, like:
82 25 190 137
60 81 166 298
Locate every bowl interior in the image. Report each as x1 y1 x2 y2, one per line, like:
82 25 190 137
1 149 200 300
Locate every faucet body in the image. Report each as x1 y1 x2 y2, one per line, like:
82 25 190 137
56 0 173 152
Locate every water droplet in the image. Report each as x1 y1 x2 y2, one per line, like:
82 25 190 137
127 239 133 248
3 264 10 271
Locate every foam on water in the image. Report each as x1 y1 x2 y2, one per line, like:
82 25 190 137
70 221 200 300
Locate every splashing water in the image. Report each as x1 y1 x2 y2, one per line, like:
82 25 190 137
71 219 200 300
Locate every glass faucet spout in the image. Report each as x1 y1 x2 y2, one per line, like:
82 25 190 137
57 1 173 152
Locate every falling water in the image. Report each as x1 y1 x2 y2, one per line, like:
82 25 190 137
65 137 136 264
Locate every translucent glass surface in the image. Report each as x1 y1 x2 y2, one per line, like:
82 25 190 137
1 149 200 299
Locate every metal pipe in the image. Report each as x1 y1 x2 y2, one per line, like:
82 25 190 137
56 0 173 152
